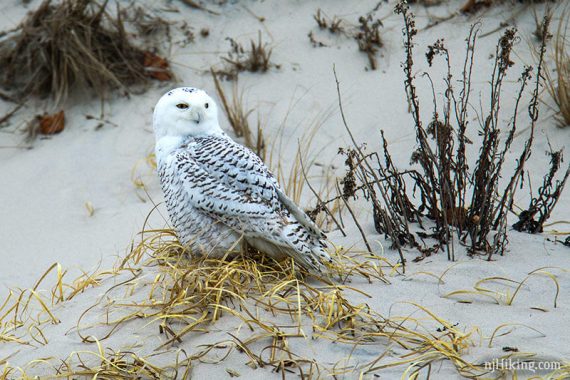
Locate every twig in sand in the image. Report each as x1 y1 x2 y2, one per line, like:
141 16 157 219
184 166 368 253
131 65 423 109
298 147 346 237
335 179 372 253
179 0 220 16
0 103 24 127
333 66 406 268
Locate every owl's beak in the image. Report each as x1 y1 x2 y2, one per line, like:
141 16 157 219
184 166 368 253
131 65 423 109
189 107 205 124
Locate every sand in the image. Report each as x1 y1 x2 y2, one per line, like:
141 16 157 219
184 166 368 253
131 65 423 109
0 0 569 378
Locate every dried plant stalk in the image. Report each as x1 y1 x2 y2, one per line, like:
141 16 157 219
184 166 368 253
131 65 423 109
317 3 561 264
214 31 276 80
544 10 570 127
212 71 266 160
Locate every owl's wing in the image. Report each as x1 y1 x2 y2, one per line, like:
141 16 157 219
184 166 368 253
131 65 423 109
172 150 275 218
192 137 325 238
171 141 330 273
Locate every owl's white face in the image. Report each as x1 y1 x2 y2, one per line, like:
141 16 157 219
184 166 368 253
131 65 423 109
153 87 222 139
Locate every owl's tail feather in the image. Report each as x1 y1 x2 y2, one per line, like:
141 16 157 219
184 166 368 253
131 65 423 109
246 236 329 274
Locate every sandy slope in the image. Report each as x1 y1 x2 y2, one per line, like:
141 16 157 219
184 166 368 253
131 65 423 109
0 0 569 378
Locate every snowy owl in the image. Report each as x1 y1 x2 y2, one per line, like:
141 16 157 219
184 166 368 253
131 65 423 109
153 87 332 272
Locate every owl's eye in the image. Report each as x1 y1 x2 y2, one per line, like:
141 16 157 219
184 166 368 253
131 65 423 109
176 103 189 109
204 103 209 109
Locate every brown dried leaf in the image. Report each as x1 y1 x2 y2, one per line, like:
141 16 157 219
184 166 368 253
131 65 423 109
143 51 172 81
39 110 65 135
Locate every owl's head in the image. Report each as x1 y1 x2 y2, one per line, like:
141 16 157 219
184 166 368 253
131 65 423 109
153 87 223 139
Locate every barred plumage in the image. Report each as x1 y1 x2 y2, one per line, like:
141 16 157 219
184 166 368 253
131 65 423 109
153 87 331 272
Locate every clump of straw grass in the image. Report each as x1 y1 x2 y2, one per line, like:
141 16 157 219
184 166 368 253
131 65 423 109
74 227 482 378
0 0 171 106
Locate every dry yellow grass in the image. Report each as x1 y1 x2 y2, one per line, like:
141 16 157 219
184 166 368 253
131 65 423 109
212 70 267 160
2 224 570 378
